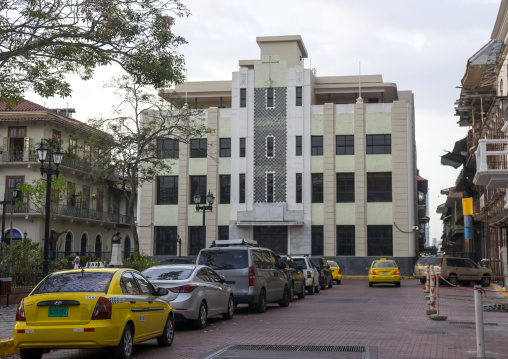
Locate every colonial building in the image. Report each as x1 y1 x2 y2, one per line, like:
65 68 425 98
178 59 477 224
138 35 419 274
0 100 134 265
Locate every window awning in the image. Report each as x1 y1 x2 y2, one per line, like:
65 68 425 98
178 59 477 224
441 152 466 169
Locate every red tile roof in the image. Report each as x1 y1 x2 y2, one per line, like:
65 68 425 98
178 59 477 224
0 99 48 111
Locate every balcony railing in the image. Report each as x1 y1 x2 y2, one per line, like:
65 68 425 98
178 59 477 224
474 139 508 188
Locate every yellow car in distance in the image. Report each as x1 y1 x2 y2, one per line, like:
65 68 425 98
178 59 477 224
368 258 401 287
14 268 174 359
327 260 342 285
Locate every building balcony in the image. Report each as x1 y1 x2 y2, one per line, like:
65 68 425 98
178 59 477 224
473 139 508 188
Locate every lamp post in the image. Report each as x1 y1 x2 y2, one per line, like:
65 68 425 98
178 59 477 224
23 231 27 241
193 191 214 250
176 234 182 257
37 139 64 276
0 189 20 277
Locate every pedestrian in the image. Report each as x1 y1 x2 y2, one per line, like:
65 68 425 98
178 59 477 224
72 252 80 269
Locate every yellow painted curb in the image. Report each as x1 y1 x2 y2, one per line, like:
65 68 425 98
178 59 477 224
342 276 415 280
491 283 508 298
0 337 18 357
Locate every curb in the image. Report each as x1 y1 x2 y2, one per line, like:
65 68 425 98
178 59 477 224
0 337 17 358
491 283 508 298
343 276 414 280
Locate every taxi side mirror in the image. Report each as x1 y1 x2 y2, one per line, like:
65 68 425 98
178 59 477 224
157 287 169 296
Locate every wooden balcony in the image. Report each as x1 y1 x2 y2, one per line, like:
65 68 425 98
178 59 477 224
473 139 508 188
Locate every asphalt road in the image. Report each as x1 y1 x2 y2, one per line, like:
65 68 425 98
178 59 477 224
17 279 508 359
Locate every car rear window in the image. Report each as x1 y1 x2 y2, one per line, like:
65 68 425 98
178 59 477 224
310 258 322 267
33 272 114 294
328 261 338 267
293 258 307 268
198 249 249 270
143 268 194 280
373 261 396 268
425 257 442 266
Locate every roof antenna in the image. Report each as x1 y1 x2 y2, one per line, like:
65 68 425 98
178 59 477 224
357 61 363 103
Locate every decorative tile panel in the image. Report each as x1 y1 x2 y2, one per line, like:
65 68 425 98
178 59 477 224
254 88 287 203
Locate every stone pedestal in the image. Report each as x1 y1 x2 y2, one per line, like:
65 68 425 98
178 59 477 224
110 243 123 267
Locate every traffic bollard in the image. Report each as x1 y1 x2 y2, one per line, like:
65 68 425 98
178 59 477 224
424 265 430 293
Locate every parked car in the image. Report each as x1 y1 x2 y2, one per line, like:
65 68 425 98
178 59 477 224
14 268 174 359
309 257 334 289
425 256 493 287
196 239 290 313
276 254 306 300
292 256 320 295
327 260 342 285
413 256 431 284
368 258 401 287
143 264 234 329
160 257 195 265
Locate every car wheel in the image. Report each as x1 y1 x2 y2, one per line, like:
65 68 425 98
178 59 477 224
395 282 401 287
461 281 470 287
255 289 267 313
222 295 235 319
448 275 459 286
315 283 320 293
369 282 373 287
19 349 43 359
279 286 290 307
480 275 491 287
157 315 174 347
307 285 315 295
194 301 208 329
419 278 426 284
298 286 305 299
336 280 341 285
289 282 294 302
114 324 134 359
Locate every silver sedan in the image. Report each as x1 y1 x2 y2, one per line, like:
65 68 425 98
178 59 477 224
143 264 235 329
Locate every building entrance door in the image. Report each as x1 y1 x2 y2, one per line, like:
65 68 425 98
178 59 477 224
254 226 288 254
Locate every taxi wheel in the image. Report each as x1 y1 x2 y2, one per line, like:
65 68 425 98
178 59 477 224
114 324 134 359
222 295 235 319
395 282 401 287
419 278 426 284
194 301 208 329
336 280 341 285
157 315 174 347
307 285 315 295
19 349 43 359
369 282 373 287
328 279 333 289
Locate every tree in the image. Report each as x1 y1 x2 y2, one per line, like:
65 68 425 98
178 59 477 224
0 0 189 108
86 75 211 254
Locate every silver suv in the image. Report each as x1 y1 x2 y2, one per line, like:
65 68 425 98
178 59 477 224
425 256 493 287
196 239 290 313
292 256 320 295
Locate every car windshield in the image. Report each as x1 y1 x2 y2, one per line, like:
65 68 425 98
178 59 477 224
198 250 248 270
33 272 114 294
373 261 396 268
161 258 195 265
425 257 442 266
143 268 194 280
328 262 338 267
310 258 322 267
415 257 428 265
293 258 307 268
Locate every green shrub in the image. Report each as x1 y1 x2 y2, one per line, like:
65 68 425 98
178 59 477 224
123 252 160 271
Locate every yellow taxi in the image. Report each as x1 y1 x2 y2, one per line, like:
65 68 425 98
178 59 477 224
14 268 174 359
368 258 401 287
327 260 342 285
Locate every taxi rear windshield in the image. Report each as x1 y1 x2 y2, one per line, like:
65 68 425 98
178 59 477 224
33 272 114 294
328 262 338 267
143 268 194 280
373 261 396 268
198 250 248 270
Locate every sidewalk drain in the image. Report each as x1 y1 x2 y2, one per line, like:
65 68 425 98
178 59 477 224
449 321 498 326
228 345 366 352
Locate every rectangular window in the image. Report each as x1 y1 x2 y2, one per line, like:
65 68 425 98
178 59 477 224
266 136 274 157
157 139 179 159
296 136 302 156
367 225 393 256
296 173 302 203
69 138 77 155
219 138 231 157
366 134 391 154
312 173 323 203
155 226 178 255
240 88 246 108
240 137 246 157
367 172 392 202
311 226 324 256
5 176 24 203
336 135 354 155
8 126 26 138
52 130 61 144
67 181 76 206
336 225 355 256
368 98 379 103
157 176 178 205
266 173 274 203
189 226 205 255
83 143 91 156
82 185 90 210
190 139 207 158
336 173 355 203
239 173 246 203
190 175 207 204
296 87 302 106
311 136 323 156
267 88 274 108
220 175 231 204
218 226 229 241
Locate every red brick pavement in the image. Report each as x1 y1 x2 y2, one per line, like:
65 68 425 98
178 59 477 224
9 279 508 359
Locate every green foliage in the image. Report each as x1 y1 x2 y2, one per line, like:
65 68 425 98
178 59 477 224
0 239 44 275
423 246 438 255
0 0 190 107
123 252 160 271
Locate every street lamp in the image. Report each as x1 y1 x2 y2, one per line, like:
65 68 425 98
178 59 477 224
193 191 214 250
0 188 20 277
23 231 27 241
37 139 64 276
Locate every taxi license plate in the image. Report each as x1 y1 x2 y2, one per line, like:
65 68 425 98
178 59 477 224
48 307 68 317
382 272 388 275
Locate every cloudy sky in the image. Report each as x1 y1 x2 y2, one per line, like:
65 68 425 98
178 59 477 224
29 0 502 244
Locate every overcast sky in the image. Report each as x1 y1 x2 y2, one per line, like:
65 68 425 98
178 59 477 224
29 0 502 244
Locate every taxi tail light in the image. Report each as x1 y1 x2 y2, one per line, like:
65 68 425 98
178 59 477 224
169 284 197 293
16 299 26 322
394 270 400 275
369 271 376 275
91 296 112 320
338 269 342 274
249 266 255 287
